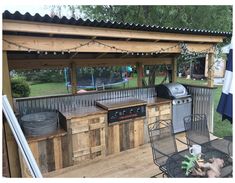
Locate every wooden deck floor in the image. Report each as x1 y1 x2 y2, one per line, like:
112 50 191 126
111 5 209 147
45 133 189 178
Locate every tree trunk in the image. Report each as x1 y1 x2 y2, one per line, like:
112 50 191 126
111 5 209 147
148 65 158 86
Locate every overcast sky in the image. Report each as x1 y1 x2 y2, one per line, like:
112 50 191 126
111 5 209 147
2 5 51 16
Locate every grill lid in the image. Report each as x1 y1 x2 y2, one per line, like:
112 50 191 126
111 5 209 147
156 83 188 99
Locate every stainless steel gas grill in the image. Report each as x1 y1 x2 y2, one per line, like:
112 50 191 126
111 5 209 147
155 83 192 133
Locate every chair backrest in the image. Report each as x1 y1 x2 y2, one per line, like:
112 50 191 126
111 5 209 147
184 114 210 146
148 119 178 167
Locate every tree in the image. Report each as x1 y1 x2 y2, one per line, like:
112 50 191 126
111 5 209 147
48 5 232 85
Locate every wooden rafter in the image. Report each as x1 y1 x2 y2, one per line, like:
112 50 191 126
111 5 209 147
3 20 224 43
8 57 173 69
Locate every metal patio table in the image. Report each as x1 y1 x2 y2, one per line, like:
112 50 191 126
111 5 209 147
165 139 233 178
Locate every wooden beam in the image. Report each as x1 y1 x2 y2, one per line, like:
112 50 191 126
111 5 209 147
207 53 215 87
96 53 107 59
2 51 21 177
136 62 144 87
2 51 13 105
71 62 77 94
3 35 215 53
172 57 177 82
3 20 224 43
8 58 173 69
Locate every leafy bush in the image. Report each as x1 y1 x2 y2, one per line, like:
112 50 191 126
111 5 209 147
11 77 30 98
15 69 65 83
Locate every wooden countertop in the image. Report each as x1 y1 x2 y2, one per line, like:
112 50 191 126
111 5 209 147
146 97 171 107
59 97 170 119
61 106 107 119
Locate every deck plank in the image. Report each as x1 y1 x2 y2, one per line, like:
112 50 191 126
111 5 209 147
44 133 188 178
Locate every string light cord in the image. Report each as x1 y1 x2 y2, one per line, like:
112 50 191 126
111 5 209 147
3 38 180 56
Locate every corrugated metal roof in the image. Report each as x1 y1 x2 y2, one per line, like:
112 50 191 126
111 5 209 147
3 10 232 37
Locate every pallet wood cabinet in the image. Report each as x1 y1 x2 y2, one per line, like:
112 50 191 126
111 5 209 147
19 129 70 177
66 110 107 164
107 118 145 155
144 98 172 143
147 98 172 125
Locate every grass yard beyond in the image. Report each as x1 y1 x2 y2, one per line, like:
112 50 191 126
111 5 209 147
30 82 68 96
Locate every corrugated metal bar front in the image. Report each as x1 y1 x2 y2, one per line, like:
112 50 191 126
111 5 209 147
14 86 156 116
184 85 216 132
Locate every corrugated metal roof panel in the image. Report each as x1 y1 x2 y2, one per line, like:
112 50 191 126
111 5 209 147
2 10 232 37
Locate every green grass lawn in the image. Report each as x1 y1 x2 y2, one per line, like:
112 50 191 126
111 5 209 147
29 82 69 96
29 77 232 137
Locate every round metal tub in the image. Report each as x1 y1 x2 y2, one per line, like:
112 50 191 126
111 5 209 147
21 111 58 137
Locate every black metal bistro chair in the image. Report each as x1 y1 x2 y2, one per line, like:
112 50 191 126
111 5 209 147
184 114 233 157
148 119 178 177
183 114 210 147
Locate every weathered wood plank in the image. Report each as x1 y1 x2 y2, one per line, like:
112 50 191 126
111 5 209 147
119 123 125 151
53 137 63 170
38 140 48 174
61 135 70 168
112 124 120 154
129 121 134 149
134 120 140 147
107 125 114 155
29 142 39 165
46 138 55 172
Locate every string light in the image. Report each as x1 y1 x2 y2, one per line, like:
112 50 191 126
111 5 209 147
3 39 216 58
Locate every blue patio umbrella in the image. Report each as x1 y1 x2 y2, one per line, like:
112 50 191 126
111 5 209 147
217 41 233 123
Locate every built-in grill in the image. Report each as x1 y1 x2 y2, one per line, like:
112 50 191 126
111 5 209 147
96 97 146 123
155 83 192 133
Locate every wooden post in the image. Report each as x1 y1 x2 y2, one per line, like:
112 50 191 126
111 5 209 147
172 57 177 83
207 53 215 87
71 62 77 94
2 51 21 177
136 62 144 87
3 51 13 105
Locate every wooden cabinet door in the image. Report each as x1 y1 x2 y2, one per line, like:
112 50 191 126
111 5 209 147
70 114 106 163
